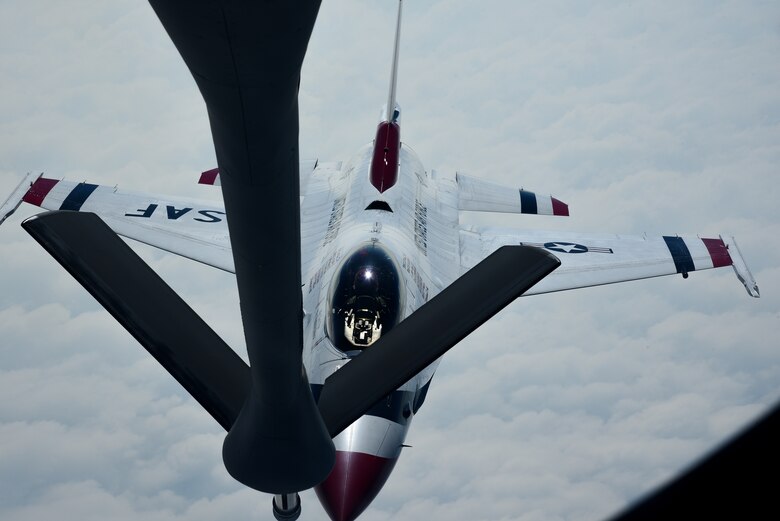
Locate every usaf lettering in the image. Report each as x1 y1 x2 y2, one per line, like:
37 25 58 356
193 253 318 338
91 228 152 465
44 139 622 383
125 204 225 223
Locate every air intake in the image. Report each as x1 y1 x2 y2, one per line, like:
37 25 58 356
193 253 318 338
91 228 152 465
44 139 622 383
365 200 393 212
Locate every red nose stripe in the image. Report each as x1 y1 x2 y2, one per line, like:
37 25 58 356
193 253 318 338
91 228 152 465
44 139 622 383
315 451 397 521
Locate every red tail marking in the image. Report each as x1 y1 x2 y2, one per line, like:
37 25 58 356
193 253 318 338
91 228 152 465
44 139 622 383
369 122 400 193
551 197 569 216
199 168 219 185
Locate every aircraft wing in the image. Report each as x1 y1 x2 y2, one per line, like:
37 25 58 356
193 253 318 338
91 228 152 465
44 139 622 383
5 175 234 272
459 225 760 297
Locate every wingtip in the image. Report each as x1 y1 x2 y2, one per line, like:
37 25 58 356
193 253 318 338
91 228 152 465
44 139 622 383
721 236 760 298
1 172 42 226
744 278 760 299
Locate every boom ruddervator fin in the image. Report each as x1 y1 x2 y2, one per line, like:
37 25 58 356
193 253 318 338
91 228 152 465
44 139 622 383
22 211 250 430
317 245 560 437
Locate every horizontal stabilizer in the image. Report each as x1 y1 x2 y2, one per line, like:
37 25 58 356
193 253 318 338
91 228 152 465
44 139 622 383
198 159 319 193
198 168 221 186
22 211 251 431
456 173 568 216
317 245 560 437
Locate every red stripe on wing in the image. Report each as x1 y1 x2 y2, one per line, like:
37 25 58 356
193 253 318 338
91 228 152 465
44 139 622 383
702 237 733 268
23 177 59 206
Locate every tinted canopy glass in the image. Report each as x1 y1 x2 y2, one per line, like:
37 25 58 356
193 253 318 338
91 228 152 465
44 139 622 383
327 244 404 352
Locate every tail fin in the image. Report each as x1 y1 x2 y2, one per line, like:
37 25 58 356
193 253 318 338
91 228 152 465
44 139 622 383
370 1 404 193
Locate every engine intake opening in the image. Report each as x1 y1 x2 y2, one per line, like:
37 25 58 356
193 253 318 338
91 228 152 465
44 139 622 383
365 200 393 212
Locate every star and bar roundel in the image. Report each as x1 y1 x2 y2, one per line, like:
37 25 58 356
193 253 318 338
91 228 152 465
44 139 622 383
520 241 614 254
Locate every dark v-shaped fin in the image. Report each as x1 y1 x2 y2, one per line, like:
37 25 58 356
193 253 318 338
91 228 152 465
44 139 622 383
317 245 560 437
23 210 250 431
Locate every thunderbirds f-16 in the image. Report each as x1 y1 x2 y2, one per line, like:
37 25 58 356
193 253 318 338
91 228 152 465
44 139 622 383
0 1 760 520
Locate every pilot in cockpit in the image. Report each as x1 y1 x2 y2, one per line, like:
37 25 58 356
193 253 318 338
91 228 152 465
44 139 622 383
327 244 404 353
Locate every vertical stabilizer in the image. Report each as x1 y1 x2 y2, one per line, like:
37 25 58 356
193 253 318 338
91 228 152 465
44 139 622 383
370 0 403 193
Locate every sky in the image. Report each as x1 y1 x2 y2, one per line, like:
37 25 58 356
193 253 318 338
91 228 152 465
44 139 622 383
1 1 778 520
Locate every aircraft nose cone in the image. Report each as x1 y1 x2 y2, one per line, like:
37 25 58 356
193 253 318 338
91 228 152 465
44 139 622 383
314 451 397 521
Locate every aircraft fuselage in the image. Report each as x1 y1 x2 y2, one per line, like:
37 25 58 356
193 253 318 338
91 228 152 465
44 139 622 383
301 142 458 520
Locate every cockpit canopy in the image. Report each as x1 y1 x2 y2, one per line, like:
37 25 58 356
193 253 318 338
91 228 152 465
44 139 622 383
327 243 404 353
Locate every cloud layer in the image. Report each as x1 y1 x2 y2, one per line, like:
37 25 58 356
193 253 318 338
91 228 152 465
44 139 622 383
1 1 778 520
